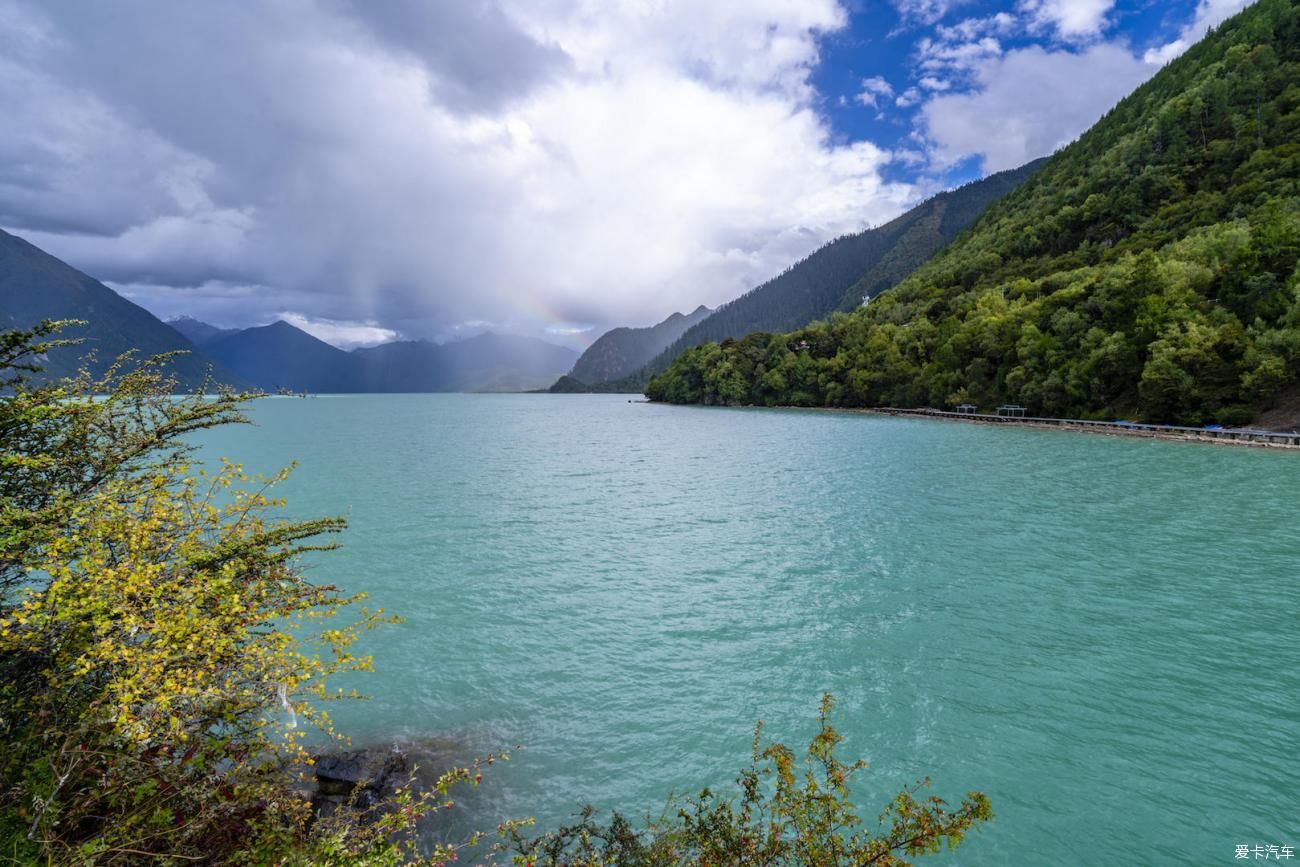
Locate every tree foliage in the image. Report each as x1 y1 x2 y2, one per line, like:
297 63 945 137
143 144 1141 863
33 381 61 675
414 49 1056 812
649 0 1300 425
566 306 713 386
0 322 491 865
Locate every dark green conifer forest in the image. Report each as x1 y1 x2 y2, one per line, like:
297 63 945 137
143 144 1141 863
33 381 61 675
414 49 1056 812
649 0 1300 426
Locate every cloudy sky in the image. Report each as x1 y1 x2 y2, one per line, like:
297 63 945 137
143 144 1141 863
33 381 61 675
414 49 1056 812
0 0 1252 349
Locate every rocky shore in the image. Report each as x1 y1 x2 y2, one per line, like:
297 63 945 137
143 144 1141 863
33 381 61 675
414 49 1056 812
297 737 466 819
308 748 411 814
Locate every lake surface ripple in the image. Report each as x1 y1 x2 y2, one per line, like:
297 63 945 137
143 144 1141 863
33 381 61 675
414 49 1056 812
195 394 1300 865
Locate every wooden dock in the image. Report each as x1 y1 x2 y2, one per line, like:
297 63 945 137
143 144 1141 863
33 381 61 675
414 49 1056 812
875 407 1300 449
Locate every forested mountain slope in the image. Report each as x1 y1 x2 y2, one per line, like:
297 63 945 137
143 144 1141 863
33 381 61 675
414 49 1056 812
167 316 238 346
564 305 711 386
203 321 365 393
632 159 1045 384
0 229 235 388
649 0 1300 426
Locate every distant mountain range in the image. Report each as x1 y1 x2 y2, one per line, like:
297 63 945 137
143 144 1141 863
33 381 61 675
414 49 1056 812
557 158 1046 392
0 228 576 392
1 143 1060 402
182 319 577 393
354 332 579 393
4 142 1042 399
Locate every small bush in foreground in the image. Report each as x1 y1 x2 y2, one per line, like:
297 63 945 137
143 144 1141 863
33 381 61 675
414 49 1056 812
504 694 992 866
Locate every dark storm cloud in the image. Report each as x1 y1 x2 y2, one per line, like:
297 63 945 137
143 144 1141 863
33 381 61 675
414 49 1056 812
2 0 562 301
340 0 573 112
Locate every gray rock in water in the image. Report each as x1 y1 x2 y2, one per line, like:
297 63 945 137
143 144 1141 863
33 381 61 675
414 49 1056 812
311 748 410 812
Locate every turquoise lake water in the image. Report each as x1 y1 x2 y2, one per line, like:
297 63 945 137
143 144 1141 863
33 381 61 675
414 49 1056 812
194 393 1299 865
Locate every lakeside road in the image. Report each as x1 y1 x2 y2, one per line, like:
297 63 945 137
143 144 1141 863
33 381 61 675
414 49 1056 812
863 407 1300 449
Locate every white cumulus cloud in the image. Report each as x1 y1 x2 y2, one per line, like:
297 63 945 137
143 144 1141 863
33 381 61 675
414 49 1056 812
1019 0 1117 40
277 313 398 349
856 75 895 107
919 42 1149 171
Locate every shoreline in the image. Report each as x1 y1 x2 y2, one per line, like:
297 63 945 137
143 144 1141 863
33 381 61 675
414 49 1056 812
843 406 1300 450
649 400 1300 450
